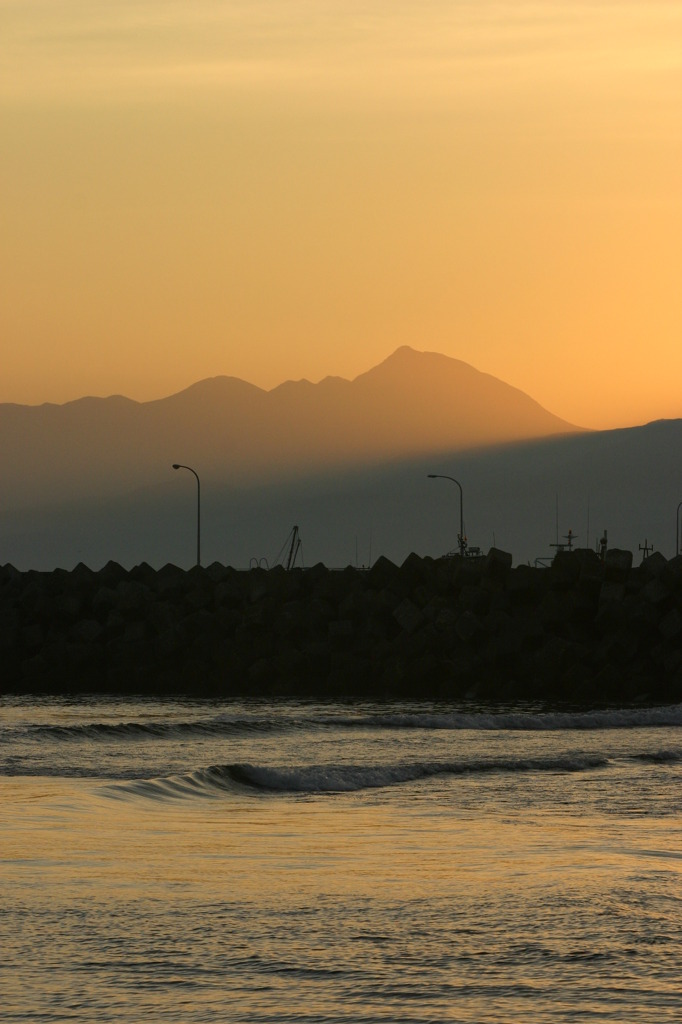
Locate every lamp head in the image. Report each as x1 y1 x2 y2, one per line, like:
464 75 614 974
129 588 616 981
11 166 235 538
172 463 180 470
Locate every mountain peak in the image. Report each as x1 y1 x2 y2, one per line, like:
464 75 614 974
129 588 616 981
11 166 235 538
358 345 463 377
0 347 584 510
164 375 266 403
351 346 581 429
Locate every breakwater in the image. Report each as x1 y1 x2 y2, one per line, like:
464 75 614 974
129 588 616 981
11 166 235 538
2 548 682 702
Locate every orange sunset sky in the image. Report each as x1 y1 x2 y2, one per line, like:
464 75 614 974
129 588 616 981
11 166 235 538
2 2 681 429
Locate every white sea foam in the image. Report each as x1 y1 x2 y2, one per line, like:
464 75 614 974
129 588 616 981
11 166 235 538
9 704 682 751
336 704 682 732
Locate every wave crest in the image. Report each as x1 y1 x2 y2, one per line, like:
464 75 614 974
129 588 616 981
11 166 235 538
329 705 682 733
23 703 682 745
25 715 289 742
105 752 619 801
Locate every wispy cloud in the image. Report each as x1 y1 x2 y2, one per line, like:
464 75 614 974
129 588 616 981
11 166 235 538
3 1 681 105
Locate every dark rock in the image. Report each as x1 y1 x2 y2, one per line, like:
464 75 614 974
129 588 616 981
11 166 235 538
155 627 183 658
66 640 102 669
598 580 625 606
122 620 148 644
71 562 95 582
248 657 273 685
452 558 485 588
506 563 545 599
597 629 640 668
303 597 334 633
92 586 118 618
205 561 231 582
2 547 680 702
375 587 401 614
98 561 128 586
70 618 104 644
21 653 49 679
458 584 490 616
659 608 682 641
328 619 353 640
539 589 574 628
662 555 682 591
640 551 668 579
433 606 458 632
400 552 436 595
532 635 582 684
302 562 329 591
115 580 151 614
129 562 156 583
455 610 484 644
641 577 670 606
338 588 369 621
550 551 582 588
274 600 305 637
184 583 214 611
154 563 187 595
21 623 44 649
248 570 270 604
19 581 49 616
483 547 513 583
392 598 424 634
574 548 603 579
604 549 633 582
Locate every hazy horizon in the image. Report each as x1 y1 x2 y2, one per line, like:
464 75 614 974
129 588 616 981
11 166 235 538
4 2 681 429
3 421 681 573
2 341 681 435
1 343 584 417
2 342 678 435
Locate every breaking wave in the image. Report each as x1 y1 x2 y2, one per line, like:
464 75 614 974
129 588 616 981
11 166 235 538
17 703 682 744
105 752 617 801
22 715 295 742
326 705 682 733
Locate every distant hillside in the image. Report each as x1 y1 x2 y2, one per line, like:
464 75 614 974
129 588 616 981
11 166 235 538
0 347 580 510
2 418 681 572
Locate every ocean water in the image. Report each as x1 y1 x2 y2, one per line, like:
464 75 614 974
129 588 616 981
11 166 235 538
2 697 682 1023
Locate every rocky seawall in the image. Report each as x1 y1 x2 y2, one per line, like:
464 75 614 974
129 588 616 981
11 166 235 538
2 548 682 702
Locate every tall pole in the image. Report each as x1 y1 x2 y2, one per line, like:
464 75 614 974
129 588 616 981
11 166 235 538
677 501 682 557
427 474 465 557
172 464 201 566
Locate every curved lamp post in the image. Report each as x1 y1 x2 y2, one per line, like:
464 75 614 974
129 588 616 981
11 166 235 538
677 501 682 557
172 463 201 566
427 474 465 558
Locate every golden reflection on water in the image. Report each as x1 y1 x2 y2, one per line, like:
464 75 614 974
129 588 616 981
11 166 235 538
4 775 682 1024
5 696 682 1023
4 776 682 905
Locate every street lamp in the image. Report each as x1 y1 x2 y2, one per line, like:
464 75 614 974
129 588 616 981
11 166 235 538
172 463 201 566
427 474 465 558
676 501 682 557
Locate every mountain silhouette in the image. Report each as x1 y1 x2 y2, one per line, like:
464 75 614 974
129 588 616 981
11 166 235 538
0 347 581 510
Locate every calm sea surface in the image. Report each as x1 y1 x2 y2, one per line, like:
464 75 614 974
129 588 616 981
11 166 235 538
2 696 682 1023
